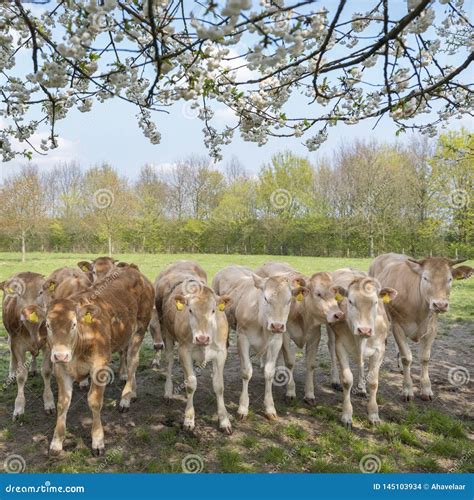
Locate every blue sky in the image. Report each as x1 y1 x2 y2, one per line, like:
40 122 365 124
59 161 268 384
1 0 473 180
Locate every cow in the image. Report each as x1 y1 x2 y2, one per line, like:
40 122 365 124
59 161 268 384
369 253 473 401
212 265 308 420
157 261 232 434
149 306 164 368
77 256 117 282
47 266 154 455
255 262 345 404
329 269 397 428
42 268 91 308
0 272 55 420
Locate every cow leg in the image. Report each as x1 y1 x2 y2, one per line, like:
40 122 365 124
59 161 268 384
367 346 384 425
41 347 55 415
79 377 90 390
212 350 232 434
419 323 436 401
119 350 128 382
327 325 342 390
335 340 353 429
392 324 414 401
353 343 367 397
50 370 73 454
8 337 17 380
119 332 143 412
88 380 106 455
12 345 28 420
304 327 322 405
164 332 175 399
263 334 283 420
237 334 252 420
281 332 296 401
178 345 197 432
29 355 38 376
151 350 162 369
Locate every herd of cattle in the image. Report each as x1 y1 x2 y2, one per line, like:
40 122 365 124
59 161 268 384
1 255 472 456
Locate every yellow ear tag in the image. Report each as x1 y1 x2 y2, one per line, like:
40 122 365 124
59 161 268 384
7 287 14 294
335 292 343 303
218 302 226 311
382 293 391 304
296 292 304 302
49 282 56 292
176 301 184 311
82 266 89 272
83 312 93 324
28 311 39 323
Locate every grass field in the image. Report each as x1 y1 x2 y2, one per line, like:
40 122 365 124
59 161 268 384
0 252 472 473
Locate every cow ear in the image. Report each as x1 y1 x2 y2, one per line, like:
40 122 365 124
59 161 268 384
379 287 397 303
77 304 101 324
292 286 309 302
0 281 5 291
448 258 467 267
46 279 57 293
292 276 306 288
217 295 232 311
252 274 265 290
451 266 473 281
331 286 347 302
78 261 92 273
406 258 423 274
175 294 187 311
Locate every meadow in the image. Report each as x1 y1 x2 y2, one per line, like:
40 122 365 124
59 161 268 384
0 253 472 473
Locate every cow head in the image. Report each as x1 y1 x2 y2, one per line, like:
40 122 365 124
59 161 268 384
174 286 231 346
306 272 345 324
253 274 309 333
77 257 117 282
407 257 472 313
339 277 397 338
1 274 45 309
20 305 46 354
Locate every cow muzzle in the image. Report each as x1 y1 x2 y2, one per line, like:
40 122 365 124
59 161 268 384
327 310 344 323
269 322 286 334
356 326 373 337
153 342 164 351
51 351 72 363
431 300 449 313
193 335 211 346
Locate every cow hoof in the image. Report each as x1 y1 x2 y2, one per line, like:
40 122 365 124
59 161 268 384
285 395 296 404
12 412 24 422
29 370 37 377
49 448 62 457
79 383 89 391
369 416 381 426
45 407 56 416
183 424 195 433
420 394 433 402
343 421 353 431
118 404 129 413
237 412 247 421
120 374 128 382
354 390 367 398
331 383 343 392
264 412 278 421
92 447 105 457
221 424 233 436
304 397 316 406
403 394 414 402
150 361 160 369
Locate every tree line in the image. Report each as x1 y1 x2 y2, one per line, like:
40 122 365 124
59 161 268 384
0 130 472 262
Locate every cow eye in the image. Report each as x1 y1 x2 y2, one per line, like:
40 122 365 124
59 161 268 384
264 296 269 303
423 276 428 281
212 309 215 314
189 309 193 314
348 299 354 306
317 293 322 298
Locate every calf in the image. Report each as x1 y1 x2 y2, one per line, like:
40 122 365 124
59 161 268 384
47 267 154 455
329 269 397 428
1 272 55 420
42 268 91 307
369 253 473 401
255 262 345 404
158 261 232 434
212 265 308 420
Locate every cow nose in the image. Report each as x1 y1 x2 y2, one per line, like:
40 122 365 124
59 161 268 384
357 327 372 337
195 335 210 345
270 322 285 333
330 311 345 323
153 342 164 351
432 300 449 312
53 352 70 363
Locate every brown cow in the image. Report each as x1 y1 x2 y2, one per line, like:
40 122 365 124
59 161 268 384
329 269 397 428
1 272 55 420
42 268 91 307
255 262 345 404
47 267 154 455
369 253 473 401
77 256 117 282
158 261 232 434
212 265 308 420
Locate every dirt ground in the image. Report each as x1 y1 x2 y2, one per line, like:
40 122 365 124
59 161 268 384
0 317 472 473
